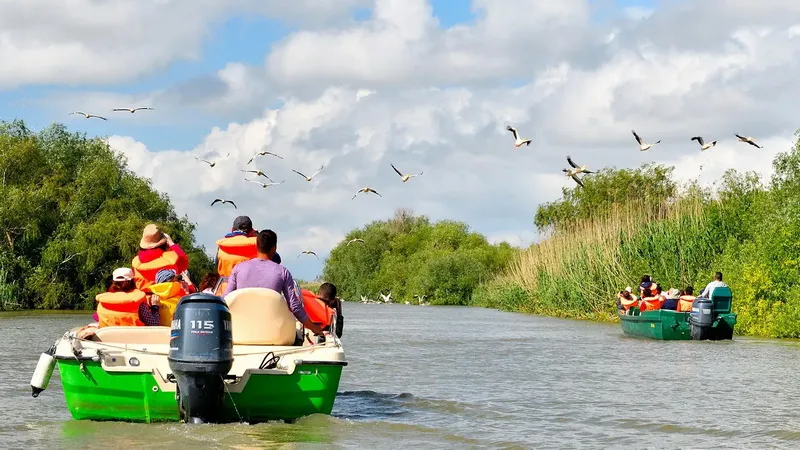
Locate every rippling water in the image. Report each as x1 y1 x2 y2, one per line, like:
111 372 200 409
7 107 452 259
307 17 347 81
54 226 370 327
4 304 800 449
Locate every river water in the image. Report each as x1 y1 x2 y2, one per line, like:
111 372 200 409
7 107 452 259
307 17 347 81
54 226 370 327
3 304 800 449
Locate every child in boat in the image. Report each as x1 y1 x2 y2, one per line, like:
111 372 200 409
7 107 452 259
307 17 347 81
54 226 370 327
149 269 194 327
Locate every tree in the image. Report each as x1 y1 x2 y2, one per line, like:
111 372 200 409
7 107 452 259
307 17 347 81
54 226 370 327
0 120 213 310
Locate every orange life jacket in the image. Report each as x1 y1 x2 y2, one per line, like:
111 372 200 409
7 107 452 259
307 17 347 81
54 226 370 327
677 295 696 312
301 288 335 328
96 290 146 328
132 250 181 290
216 235 257 277
214 277 229 296
618 293 638 311
640 296 662 312
149 281 187 327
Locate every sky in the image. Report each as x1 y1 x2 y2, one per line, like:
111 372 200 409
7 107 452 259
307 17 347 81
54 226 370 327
1 0 799 280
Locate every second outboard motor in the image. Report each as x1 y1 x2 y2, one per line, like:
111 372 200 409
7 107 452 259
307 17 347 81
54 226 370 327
167 293 233 424
689 297 714 340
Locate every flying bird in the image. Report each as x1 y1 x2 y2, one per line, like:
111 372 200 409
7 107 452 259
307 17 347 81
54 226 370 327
292 165 324 182
352 187 381 199
562 155 594 177
347 238 365 246
245 178 284 188
298 250 318 259
632 130 660 151
112 107 153 114
691 136 717 151
569 174 585 188
380 292 393 303
242 169 274 182
735 134 763 148
506 125 532 148
210 198 237 208
390 163 423 182
247 150 283 165
69 111 107 120
195 152 230 167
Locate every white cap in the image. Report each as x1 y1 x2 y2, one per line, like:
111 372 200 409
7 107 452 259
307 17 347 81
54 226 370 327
112 267 134 281
625 286 632 293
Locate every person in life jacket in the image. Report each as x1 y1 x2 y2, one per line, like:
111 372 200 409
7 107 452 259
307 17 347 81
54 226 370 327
300 282 344 338
661 288 681 311
639 287 663 312
132 224 189 291
317 282 343 338
617 286 639 314
677 286 697 312
97 268 161 328
214 216 282 278
148 269 191 327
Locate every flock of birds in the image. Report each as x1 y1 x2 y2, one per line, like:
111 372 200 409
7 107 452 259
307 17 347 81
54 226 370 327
358 291 430 306
68 106 767 273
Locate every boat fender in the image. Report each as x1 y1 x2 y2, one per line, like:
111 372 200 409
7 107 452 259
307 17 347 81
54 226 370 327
30 345 57 398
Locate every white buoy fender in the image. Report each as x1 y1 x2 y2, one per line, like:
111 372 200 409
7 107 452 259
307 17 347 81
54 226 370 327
31 351 56 398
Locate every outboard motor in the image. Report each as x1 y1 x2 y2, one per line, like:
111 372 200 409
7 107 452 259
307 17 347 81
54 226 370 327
168 293 233 424
689 297 714 340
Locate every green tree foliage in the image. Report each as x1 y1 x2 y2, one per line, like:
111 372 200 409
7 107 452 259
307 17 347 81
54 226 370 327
0 120 213 310
323 209 515 305
477 130 800 338
534 163 677 232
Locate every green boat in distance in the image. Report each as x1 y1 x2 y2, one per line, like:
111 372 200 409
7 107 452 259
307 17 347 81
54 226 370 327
619 286 737 341
30 288 347 424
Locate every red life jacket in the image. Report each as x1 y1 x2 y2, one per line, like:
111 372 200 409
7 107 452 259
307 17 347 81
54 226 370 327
216 235 257 277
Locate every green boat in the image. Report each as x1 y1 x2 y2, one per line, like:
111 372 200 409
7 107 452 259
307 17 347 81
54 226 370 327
30 288 347 424
619 286 737 340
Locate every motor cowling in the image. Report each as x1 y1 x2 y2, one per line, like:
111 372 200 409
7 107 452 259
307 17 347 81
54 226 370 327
167 293 233 424
689 297 714 340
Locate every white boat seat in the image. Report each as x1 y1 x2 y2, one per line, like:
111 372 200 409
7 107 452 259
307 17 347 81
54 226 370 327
93 326 171 344
224 287 298 346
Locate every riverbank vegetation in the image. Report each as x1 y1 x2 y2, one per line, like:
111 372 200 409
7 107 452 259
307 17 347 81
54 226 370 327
323 209 515 305
475 131 800 338
0 120 213 310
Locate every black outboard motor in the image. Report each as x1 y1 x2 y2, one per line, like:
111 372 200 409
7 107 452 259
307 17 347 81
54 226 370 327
689 297 714 340
167 293 233 424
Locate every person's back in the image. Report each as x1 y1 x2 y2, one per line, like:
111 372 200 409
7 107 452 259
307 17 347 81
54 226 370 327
699 272 728 298
661 288 680 311
132 224 189 290
216 216 259 277
678 286 696 312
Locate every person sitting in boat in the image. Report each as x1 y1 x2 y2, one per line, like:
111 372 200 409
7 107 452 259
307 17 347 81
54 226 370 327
661 288 681 311
639 287 662 312
698 272 728 298
132 224 190 291
677 286 696 312
638 275 658 297
617 287 638 314
149 269 194 327
198 272 221 294
317 282 344 338
224 229 326 336
78 268 161 339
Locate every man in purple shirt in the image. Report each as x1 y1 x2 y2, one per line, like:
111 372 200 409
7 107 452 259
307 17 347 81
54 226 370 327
224 229 325 336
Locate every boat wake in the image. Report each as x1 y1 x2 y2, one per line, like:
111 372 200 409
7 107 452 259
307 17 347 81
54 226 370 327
332 390 413 420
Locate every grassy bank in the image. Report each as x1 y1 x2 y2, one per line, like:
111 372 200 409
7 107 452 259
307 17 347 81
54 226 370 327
475 131 800 338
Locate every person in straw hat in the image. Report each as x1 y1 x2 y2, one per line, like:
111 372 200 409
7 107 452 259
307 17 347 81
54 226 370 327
131 223 190 291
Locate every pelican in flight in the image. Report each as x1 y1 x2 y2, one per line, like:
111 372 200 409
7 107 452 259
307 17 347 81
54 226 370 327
352 187 381 199
380 292 393 303
390 163 423 182
568 174 585 188
69 111 107 120
298 250 318 259
632 130 660 151
691 136 717 151
562 155 594 177
211 198 237 208
242 169 274 182
735 134 763 148
195 152 229 167
245 179 284 188
347 238 365 246
112 107 153 114
292 165 324 182
247 150 283 165
506 125 532 148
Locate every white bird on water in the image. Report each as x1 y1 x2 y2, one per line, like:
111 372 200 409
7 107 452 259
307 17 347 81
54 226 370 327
506 125 532 148
691 136 717 151
69 111 107 120
112 107 153 114
632 130 660 151
380 292 393 303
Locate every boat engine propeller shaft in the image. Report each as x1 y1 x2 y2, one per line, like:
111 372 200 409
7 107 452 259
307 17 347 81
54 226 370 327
167 293 234 424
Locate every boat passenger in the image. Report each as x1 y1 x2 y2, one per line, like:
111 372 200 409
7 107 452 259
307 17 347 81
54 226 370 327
224 229 326 336
148 269 192 327
639 287 662 312
661 288 680 311
617 287 638 314
699 272 728 298
317 282 344 338
99 268 160 327
198 272 220 294
677 286 696 312
132 224 189 291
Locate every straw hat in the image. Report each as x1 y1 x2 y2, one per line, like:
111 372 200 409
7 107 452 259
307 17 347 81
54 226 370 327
140 224 167 249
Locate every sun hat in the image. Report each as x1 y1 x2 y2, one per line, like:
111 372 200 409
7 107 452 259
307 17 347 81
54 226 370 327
140 224 167 249
112 267 134 281
155 269 178 284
